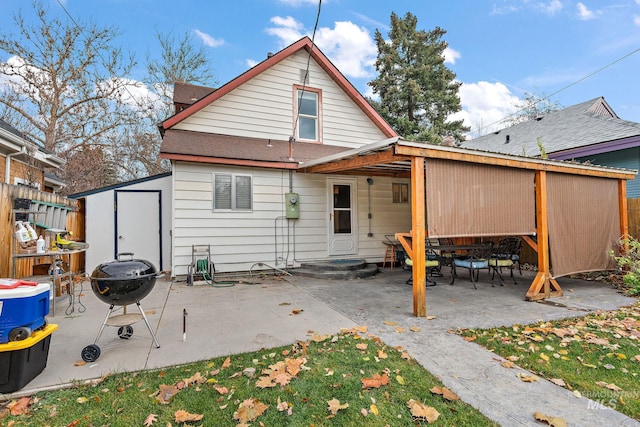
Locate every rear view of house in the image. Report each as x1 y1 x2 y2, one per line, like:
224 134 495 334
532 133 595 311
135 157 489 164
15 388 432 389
160 37 411 277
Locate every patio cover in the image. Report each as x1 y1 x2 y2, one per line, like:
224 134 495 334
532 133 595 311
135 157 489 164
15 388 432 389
299 138 637 317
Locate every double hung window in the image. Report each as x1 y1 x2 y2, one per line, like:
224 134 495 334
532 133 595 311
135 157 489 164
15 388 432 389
294 86 321 142
213 173 252 211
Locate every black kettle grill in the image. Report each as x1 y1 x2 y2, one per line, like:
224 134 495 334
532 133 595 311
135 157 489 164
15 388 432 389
81 253 162 362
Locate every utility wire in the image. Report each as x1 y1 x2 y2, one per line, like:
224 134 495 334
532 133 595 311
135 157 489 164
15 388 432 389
473 46 640 137
292 0 322 141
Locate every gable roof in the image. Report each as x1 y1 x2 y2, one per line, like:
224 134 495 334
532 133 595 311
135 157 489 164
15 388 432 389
461 97 640 159
161 37 396 138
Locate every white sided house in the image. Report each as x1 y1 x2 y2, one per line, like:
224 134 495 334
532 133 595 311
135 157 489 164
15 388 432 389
160 37 412 277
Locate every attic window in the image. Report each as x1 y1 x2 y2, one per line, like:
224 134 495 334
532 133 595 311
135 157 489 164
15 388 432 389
294 85 322 142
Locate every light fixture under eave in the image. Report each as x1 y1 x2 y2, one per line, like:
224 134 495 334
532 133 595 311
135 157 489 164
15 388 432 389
267 139 273 147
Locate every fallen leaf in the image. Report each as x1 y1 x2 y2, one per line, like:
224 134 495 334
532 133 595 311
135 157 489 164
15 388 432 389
395 327 406 333
361 408 368 417
155 384 180 404
383 321 397 326
356 343 368 350
174 409 203 423
501 360 515 369
76 397 89 404
312 334 330 342
370 404 379 416
276 397 293 415
143 413 158 426
396 375 405 385
517 373 539 382
633 355 640 363
409 326 421 332
221 357 231 369
7 397 31 415
290 308 304 315
361 373 390 389
426 315 436 320
74 361 86 366
595 381 622 392
550 378 566 387
587 337 610 346
377 350 388 359
533 411 567 427
213 385 228 395
327 398 349 415
430 386 460 401
233 398 269 423
407 399 440 422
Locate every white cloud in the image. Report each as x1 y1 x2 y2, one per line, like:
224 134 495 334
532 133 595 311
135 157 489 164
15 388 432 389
193 29 224 47
576 2 598 20
314 22 377 78
634 15 640 26
540 0 563 16
266 16 376 78
451 81 521 138
444 47 461 65
266 16 305 46
246 59 259 68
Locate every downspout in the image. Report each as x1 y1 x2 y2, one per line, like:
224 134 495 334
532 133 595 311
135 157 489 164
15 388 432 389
5 147 26 184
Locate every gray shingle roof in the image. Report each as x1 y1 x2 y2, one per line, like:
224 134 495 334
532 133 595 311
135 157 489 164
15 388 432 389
460 97 640 157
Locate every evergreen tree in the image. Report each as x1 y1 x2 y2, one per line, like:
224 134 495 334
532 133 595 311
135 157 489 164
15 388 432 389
368 12 468 143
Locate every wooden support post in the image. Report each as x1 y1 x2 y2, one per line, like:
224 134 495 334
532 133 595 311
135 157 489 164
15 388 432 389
619 180 628 238
527 170 563 300
411 157 426 317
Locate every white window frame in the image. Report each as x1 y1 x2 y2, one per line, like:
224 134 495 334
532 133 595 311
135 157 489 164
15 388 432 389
293 85 322 142
212 173 253 212
14 177 41 190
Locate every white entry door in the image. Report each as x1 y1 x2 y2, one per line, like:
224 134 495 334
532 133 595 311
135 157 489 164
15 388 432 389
327 179 358 256
115 190 162 269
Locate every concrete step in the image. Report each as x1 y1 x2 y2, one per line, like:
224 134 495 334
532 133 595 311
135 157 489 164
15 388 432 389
292 260 379 280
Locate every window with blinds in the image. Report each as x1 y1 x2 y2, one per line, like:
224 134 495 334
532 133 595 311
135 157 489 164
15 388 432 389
213 173 252 211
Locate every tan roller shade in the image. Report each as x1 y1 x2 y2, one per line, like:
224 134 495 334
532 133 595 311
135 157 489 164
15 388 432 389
425 159 536 238
547 173 619 277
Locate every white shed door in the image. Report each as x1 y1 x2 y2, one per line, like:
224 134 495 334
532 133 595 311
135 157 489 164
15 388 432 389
327 179 358 256
116 190 161 269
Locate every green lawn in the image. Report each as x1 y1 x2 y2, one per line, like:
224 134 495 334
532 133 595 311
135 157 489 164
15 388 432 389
1 327 497 426
457 301 640 421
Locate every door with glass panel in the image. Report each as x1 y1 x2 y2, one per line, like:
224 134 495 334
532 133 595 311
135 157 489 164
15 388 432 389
327 179 358 256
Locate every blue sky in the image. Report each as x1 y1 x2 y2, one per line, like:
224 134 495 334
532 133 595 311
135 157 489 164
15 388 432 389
1 0 640 138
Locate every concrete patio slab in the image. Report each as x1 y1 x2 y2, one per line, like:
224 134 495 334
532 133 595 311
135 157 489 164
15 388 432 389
2 267 638 426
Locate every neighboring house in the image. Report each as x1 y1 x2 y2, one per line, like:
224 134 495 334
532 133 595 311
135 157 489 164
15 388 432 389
160 37 412 277
69 172 172 272
0 118 65 192
461 97 640 196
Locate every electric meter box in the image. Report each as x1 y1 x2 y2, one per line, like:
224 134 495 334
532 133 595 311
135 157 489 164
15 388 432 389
285 193 300 219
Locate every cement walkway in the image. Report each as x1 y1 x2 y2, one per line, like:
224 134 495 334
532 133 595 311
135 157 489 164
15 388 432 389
2 268 638 426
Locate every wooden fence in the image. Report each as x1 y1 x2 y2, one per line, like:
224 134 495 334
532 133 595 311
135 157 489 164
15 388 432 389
0 182 84 279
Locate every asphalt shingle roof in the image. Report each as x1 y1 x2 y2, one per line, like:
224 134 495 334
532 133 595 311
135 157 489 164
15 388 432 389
461 97 640 157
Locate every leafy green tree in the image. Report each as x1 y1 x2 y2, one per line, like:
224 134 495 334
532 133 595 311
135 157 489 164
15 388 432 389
368 12 468 143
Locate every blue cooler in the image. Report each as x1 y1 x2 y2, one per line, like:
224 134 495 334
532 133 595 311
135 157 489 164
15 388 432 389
0 280 50 344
